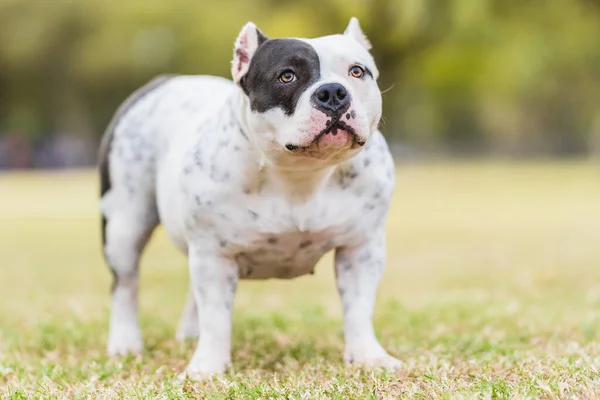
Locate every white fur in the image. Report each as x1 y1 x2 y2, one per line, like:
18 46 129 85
344 17 373 51
102 19 399 378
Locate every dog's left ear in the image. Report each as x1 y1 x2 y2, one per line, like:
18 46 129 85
344 17 372 51
232 22 269 84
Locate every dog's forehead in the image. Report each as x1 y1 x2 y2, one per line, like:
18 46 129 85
299 34 375 72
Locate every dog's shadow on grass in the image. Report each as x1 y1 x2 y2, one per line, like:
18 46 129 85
145 311 345 373
230 312 345 372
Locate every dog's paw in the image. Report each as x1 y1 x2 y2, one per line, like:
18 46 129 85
344 347 402 371
107 326 143 356
177 369 220 382
180 362 229 381
348 353 402 370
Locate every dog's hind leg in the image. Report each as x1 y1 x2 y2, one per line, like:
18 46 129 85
100 146 159 355
102 199 158 355
98 76 171 355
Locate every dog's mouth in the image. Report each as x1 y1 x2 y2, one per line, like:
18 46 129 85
285 116 366 152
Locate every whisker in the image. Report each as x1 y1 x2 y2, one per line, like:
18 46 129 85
378 115 388 128
380 84 395 96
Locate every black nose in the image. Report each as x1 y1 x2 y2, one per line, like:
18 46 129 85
312 83 350 114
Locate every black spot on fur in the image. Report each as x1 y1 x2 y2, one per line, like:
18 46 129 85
227 274 237 289
238 128 249 140
195 195 213 207
268 237 278 244
357 252 372 263
210 164 230 182
218 212 229 221
338 165 359 190
386 168 393 180
299 240 312 249
240 39 320 116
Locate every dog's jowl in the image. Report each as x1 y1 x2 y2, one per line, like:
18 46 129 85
99 17 399 379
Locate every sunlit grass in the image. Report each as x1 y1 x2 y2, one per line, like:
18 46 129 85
1 160 599 398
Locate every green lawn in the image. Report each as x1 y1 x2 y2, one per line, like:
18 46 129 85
1 161 599 399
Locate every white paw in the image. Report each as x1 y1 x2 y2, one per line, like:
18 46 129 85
345 346 402 370
107 325 143 356
178 369 220 382
181 361 229 381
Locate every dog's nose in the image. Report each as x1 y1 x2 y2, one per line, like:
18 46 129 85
312 83 350 114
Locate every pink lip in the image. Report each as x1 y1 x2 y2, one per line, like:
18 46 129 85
316 129 351 148
285 111 366 151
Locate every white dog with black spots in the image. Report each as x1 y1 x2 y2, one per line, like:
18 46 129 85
99 17 399 379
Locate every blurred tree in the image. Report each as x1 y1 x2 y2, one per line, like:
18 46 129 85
0 0 599 161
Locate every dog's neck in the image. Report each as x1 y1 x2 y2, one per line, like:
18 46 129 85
233 90 339 200
263 162 337 201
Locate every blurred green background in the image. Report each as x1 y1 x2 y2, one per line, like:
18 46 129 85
1 0 600 168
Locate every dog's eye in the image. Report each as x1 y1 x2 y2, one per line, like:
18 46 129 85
349 65 365 79
279 71 296 83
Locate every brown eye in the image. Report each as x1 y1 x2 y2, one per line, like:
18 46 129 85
279 71 296 83
350 65 364 78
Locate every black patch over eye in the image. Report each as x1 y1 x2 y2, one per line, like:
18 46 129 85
349 65 365 78
279 71 296 83
241 39 321 116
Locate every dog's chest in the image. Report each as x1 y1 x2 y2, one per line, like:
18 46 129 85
234 230 334 279
211 187 374 280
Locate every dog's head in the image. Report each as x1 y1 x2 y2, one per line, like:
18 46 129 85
232 18 381 168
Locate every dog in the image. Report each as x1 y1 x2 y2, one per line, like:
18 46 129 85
99 17 399 379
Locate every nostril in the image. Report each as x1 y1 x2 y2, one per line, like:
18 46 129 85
317 91 329 102
285 143 299 151
337 87 347 100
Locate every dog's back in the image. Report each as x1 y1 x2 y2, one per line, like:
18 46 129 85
98 75 173 247
99 75 235 247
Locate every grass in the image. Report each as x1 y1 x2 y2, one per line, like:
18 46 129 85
1 160 600 399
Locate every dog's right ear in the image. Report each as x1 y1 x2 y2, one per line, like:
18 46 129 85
232 22 268 84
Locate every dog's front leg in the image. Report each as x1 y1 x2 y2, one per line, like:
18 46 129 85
335 228 401 370
184 244 238 379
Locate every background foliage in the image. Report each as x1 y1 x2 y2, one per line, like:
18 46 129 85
1 0 600 166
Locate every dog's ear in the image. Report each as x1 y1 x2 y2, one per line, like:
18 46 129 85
232 22 269 84
344 17 372 51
